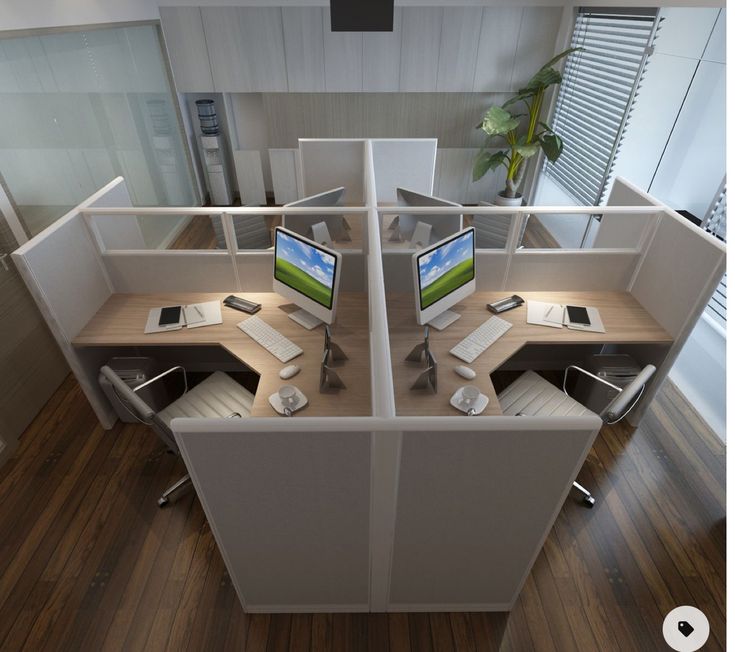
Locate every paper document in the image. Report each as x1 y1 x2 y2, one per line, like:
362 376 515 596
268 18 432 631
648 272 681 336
145 301 223 334
564 306 606 333
184 300 223 329
527 300 565 328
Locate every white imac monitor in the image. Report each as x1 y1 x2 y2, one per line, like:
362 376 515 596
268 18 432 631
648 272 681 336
282 187 348 246
273 226 342 327
412 227 476 329
391 187 463 247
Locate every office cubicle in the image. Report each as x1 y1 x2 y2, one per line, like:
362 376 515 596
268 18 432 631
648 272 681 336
12 139 725 613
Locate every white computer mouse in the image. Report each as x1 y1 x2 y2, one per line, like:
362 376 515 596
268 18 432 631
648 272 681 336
279 364 301 380
454 365 476 380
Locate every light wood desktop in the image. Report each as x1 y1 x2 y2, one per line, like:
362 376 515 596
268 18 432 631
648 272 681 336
387 291 673 417
73 292 370 417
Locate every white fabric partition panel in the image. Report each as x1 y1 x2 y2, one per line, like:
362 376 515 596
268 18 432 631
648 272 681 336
298 139 365 203
388 417 600 610
594 177 662 249
103 251 238 293
505 250 640 291
174 422 373 612
370 139 436 204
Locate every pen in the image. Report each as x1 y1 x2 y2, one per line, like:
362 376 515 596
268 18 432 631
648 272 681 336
194 305 205 320
544 305 558 320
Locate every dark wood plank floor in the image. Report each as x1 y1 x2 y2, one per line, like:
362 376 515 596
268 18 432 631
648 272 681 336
0 375 724 651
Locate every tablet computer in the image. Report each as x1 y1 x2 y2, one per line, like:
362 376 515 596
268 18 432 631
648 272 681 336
159 305 182 326
566 305 591 326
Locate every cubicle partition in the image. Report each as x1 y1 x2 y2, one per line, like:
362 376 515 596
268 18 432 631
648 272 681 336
11 139 726 614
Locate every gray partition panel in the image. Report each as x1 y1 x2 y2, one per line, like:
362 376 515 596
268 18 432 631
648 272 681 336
176 429 371 611
389 424 598 609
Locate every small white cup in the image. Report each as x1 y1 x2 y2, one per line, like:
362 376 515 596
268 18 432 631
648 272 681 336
278 385 297 410
460 385 480 409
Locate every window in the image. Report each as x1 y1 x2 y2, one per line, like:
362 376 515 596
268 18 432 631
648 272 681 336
544 7 660 204
703 183 726 325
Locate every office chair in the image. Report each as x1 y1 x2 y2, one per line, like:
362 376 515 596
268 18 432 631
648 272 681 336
497 363 657 507
211 215 271 249
99 365 255 506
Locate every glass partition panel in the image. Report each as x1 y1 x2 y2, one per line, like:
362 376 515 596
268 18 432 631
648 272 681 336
517 212 599 249
0 24 195 238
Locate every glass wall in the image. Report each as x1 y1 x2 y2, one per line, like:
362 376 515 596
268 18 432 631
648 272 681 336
0 24 196 244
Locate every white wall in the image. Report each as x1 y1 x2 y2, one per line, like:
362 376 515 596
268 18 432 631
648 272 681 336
612 8 726 440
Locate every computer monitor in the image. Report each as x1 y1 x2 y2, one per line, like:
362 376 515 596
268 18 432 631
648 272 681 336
390 187 463 247
282 187 349 246
412 227 475 328
273 226 342 326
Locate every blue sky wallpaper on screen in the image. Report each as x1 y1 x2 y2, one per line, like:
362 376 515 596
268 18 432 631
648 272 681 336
276 231 336 288
418 231 473 288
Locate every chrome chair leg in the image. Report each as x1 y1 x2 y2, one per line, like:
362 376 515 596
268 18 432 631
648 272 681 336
573 481 595 507
158 474 193 507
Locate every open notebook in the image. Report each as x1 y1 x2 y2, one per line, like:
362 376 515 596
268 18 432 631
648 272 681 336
144 300 223 334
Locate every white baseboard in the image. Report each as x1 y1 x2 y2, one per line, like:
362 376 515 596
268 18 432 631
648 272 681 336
157 215 193 250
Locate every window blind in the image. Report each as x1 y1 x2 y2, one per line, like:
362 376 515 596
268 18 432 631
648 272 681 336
544 7 660 205
703 184 726 325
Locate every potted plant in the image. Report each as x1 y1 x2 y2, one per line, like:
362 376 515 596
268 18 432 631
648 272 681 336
473 48 579 206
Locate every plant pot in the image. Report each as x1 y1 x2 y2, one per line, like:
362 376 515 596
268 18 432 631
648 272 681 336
493 192 524 207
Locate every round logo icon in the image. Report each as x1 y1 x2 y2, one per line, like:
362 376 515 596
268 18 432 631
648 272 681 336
662 606 710 651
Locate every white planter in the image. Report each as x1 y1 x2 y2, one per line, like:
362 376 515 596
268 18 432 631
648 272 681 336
493 192 524 207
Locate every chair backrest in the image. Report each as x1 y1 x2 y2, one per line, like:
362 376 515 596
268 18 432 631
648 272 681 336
99 365 179 452
602 364 657 423
211 215 271 249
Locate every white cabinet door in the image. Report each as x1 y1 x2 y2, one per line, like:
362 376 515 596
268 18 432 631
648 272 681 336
323 9 363 91
473 7 524 92
362 9 402 91
202 7 288 92
399 8 442 91
159 7 214 92
437 7 483 91
282 7 325 92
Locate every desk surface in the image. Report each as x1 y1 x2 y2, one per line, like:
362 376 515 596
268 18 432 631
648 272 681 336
73 292 371 418
387 291 673 417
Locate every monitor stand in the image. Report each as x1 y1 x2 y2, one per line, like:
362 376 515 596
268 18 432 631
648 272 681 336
310 221 334 248
428 310 461 331
410 221 433 249
288 308 324 330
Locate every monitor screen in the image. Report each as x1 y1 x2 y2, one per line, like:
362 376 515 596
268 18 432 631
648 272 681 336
416 229 475 310
274 229 338 309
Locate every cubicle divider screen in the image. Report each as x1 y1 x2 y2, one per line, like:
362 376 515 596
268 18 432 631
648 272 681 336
172 414 601 613
11 140 726 616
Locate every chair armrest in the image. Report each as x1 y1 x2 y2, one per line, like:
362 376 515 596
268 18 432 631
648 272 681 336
133 365 188 401
563 365 622 397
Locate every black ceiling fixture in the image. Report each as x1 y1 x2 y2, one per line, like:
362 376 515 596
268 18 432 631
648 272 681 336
330 0 394 32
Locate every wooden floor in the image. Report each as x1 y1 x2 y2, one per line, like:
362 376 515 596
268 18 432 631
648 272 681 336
0 375 724 651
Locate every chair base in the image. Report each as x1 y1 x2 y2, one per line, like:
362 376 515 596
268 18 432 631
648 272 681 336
573 481 595 508
158 474 193 507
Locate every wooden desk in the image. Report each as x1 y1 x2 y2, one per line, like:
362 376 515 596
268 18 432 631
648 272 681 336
387 291 672 417
73 292 370 417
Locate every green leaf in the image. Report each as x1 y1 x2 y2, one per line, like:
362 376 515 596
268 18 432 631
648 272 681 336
480 106 520 137
540 46 582 70
538 120 552 133
539 133 564 162
473 150 508 181
502 90 535 109
515 143 540 159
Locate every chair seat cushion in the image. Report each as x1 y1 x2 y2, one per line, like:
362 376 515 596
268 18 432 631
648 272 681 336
498 370 596 417
158 371 255 423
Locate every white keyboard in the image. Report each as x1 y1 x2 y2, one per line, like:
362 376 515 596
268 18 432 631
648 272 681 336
449 316 513 363
237 316 303 363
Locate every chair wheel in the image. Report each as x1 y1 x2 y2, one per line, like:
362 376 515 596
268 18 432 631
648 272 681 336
158 496 169 508
583 495 595 508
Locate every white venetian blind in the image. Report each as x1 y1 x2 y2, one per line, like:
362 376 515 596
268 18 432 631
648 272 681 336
544 7 660 204
703 184 726 325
